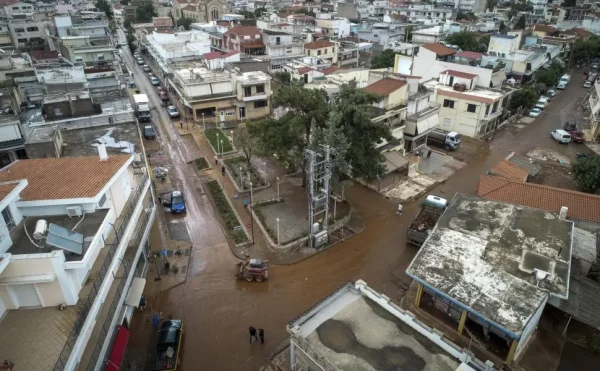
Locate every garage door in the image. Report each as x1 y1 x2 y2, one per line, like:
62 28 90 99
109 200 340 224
12 284 42 307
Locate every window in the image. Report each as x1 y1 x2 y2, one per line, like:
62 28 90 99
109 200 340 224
26 27 38 32
442 99 455 109
14 28 24 33
75 56 83 62
324 48 328 54
485 104 490 115
99 194 107 207
492 100 499 113
2 207 14 230
244 86 252 97
97 54 105 61
17 38 26 43
54 107 63 116
15 149 27 159
467 103 477 113
254 100 268 108
317 50 321 56
256 85 265 93
12 7 18 10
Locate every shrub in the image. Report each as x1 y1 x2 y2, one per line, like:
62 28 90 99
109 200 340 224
194 157 209 170
204 129 233 153
205 180 248 244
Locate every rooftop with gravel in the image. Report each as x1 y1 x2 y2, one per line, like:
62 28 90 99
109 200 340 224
406 194 573 337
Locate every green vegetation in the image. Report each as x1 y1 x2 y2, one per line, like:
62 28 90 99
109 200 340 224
95 0 113 19
135 0 157 22
223 156 266 190
456 11 476 21
535 61 566 89
444 31 488 52
204 128 234 153
572 155 600 194
177 17 194 30
571 36 600 65
194 157 209 170
509 85 538 110
273 71 291 84
508 0 533 19
236 9 256 19
205 180 248 244
514 15 526 30
371 49 396 69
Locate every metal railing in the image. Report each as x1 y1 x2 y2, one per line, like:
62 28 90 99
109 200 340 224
291 336 340 371
406 102 440 121
85 201 154 371
53 172 150 371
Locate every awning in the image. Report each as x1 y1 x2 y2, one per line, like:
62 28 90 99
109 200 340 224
106 325 130 371
125 277 146 307
383 151 409 174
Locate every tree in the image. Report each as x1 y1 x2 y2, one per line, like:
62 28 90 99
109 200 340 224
444 31 486 52
126 32 136 53
95 0 113 19
456 11 476 20
135 0 157 22
273 71 291 84
535 68 558 88
571 36 600 64
562 0 576 6
499 21 507 34
309 113 350 186
371 49 396 69
247 117 303 170
108 20 117 35
508 0 533 18
406 25 414 42
254 7 268 17
238 128 255 164
514 15 526 30
487 0 498 11
333 82 393 180
236 9 255 19
177 17 193 30
572 156 600 194
509 85 538 110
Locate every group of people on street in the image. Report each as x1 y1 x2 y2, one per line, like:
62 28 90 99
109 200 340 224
249 326 265 344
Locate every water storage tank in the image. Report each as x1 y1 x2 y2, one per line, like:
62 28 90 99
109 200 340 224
425 195 448 209
33 219 48 240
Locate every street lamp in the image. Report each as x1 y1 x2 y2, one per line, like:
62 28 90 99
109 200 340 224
276 217 280 245
276 176 280 199
230 130 234 145
217 132 220 154
250 182 254 245
202 112 205 130
239 166 243 186
220 140 224 154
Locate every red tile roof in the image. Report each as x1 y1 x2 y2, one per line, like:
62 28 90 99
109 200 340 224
477 174 600 223
297 66 313 74
304 40 335 49
0 156 131 201
322 65 339 75
29 50 60 60
421 43 456 57
441 69 478 80
0 182 18 202
221 51 239 58
363 78 407 97
455 51 484 59
563 27 593 38
224 26 261 37
203 52 223 61
532 24 557 33
490 160 529 182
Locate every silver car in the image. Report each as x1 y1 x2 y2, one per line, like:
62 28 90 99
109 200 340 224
167 105 179 118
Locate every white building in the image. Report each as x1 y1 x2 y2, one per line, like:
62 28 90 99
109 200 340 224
455 0 487 13
487 34 520 57
262 29 304 71
391 4 455 23
315 16 351 39
144 30 211 74
411 25 446 45
0 148 155 371
0 1 35 20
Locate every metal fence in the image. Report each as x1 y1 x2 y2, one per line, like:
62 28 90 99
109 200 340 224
85 200 154 371
53 172 150 371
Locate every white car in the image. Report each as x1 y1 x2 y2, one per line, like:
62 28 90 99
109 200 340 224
529 108 542 117
551 129 571 144
584 81 592 88
556 82 567 90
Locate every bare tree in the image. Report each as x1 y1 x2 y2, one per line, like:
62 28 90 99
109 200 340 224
238 128 254 164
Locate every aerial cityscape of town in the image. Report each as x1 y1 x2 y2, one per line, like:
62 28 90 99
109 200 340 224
0 0 599 369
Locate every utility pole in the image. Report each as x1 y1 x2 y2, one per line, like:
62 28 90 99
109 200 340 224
305 145 333 249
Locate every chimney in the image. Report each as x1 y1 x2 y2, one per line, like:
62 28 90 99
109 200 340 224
97 142 108 161
559 206 568 220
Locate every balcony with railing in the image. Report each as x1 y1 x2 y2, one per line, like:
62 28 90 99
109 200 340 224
406 102 440 122
52 171 153 371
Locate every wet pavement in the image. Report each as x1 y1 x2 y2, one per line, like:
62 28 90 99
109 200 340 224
120 37 594 371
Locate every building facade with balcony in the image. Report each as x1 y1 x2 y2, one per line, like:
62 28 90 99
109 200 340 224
0 89 26 169
169 62 272 123
314 16 351 39
222 25 265 55
338 41 359 69
262 29 304 71
304 39 337 64
0 147 156 371
8 13 53 51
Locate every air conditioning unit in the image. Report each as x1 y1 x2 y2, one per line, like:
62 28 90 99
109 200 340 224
66 206 83 217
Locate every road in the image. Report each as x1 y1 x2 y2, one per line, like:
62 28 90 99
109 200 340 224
120 37 592 370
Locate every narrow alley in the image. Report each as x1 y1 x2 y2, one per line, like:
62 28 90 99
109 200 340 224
120 37 593 371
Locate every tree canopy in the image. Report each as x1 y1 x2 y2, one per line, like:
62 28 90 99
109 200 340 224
236 9 255 19
509 85 538 110
254 7 268 17
534 61 565 88
135 0 157 22
444 31 487 52
95 0 113 19
508 0 533 18
456 11 476 21
571 36 600 64
371 49 396 69
572 156 600 194
514 15 526 30
177 17 194 30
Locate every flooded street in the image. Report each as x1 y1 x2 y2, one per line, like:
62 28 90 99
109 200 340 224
121 39 592 370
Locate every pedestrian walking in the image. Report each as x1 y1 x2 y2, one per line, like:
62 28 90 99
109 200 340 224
426 150 432 159
152 312 163 329
139 294 147 311
221 165 225 176
249 326 258 343
397 203 403 216
259 328 265 344
215 157 219 165
180 120 183 129
243 198 248 208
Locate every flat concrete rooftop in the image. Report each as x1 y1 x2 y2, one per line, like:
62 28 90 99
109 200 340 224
61 123 140 157
9 210 109 261
289 282 478 371
406 194 573 336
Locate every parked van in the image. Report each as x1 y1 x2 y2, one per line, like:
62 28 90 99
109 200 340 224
551 129 571 144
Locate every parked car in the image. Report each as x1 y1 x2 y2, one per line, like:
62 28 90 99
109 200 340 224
163 190 186 213
557 82 567 90
593 62 598 69
537 96 549 108
150 76 160 86
546 89 556 98
153 320 183 371
136 58 144 65
167 105 180 118
158 90 169 101
529 108 542 118
584 81 592 88
551 129 572 144
535 102 546 110
143 64 151 72
143 125 156 139
563 122 585 143
134 52 140 58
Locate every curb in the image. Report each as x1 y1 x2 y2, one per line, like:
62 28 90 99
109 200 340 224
222 156 270 195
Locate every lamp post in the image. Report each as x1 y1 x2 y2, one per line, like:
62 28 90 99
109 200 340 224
230 130 234 146
217 132 220 154
276 176 280 199
276 217 280 245
220 140 224 154
202 112 205 130
239 166 243 186
250 182 254 245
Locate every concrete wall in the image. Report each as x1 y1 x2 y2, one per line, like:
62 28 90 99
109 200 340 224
515 296 547 359
36 280 66 306
413 55 494 88
436 94 479 137
384 85 407 110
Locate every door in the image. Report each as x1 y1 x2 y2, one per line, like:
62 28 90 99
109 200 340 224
220 110 225 123
12 284 42 307
239 107 246 119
